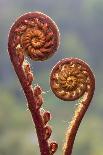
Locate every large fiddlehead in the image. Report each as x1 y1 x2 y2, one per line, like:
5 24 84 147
8 11 60 155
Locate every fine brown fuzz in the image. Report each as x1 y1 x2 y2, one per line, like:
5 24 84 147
8 12 60 61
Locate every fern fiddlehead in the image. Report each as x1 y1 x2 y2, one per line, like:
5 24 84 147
8 11 60 155
50 58 95 155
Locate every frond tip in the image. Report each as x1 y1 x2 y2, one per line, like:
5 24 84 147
8 12 60 61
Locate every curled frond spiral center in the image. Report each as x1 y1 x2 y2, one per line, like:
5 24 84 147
50 58 91 101
8 12 60 61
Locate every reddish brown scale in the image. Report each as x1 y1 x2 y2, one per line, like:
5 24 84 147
44 126 52 140
23 63 31 73
35 95 44 110
49 142 58 155
43 111 51 125
22 61 34 85
26 72 34 86
16 47 24 65
8 12 60 61
34 85 42 96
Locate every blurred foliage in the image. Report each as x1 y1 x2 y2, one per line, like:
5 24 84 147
0 0 103 155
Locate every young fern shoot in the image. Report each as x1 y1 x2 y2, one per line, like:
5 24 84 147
8 10 95 155
50 58 95 155
8 11 60 155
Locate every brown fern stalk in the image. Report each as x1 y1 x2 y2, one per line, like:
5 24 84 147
8 11 60 155
50 58 95 155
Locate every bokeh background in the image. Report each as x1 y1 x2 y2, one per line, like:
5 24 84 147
0 0 103 155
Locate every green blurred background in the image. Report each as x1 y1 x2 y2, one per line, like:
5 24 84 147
0 0 103 155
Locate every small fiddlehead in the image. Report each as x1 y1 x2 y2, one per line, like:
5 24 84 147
8 12 60 155
50 58 95 155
